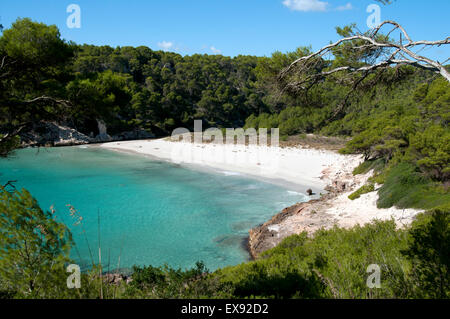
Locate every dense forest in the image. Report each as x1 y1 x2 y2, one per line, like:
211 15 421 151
0 18 449 298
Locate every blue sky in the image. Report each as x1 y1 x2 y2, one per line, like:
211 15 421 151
0 0 449 60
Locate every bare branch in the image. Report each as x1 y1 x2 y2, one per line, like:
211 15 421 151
280 21 450 84
0 56 6 70
0 123 28 144
24 96 73 108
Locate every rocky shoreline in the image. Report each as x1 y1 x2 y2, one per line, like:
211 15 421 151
248 176 354 259
247 160 422 259
19 121 155 148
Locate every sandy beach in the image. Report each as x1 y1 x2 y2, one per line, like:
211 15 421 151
101 137 423 257
101 138 358 193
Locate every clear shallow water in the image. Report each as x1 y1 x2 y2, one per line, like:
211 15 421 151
0 146 307 271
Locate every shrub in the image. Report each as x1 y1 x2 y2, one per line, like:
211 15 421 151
124 261 213 298
213 220 411 299
377 163 450 209
402 209 449 298
410 125 450 181
352 159 386 176
348 184 375 200
0 187 73 298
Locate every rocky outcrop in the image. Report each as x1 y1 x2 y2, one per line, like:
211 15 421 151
248 200 320 259
20 121 155 147
90 119 113 143
90 129 155 143
248 173 361 259
20 122 91 147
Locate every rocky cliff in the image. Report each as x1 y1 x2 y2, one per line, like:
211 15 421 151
19 121 154 147
20 122 91 147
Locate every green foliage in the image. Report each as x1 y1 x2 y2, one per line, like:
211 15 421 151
0 18 74 156
336 77 449 211
338 109 412 160
213 220 411 299
402 210 449 298
410 125 450 181
0 18 72 67
68 47 265 134
348 183 375 200
333 23 389 69
377 163 450 209
122 261 230 298
1 19 267 152
208 212 449 299
0 135 20 157
66 70 134 134
352 159 386 176
0 187 73 297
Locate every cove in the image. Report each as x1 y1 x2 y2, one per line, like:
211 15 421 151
0 146 307 271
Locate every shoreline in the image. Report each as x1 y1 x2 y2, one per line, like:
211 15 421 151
100 138 358 193
247 168 423 258
99 138 423 259
99 144 323 195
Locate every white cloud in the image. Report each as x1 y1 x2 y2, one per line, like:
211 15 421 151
157 41 174 51
336 2 353 11
210 46 222 54
282 0 329 12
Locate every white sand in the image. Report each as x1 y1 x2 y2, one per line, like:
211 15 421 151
100 138 361 192
321 171 422 228
326 188 422 228
100 138 422 228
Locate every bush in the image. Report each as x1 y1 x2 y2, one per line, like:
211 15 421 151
402 209 449 298
352 159 386 176
0 187 73 298
123 261 217 298
377 163 450 209
213 220 411 299
410 125 450 181
348 184 375 200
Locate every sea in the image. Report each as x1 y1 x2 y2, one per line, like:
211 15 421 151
0 146 307 271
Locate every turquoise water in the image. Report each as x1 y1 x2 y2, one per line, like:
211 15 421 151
0 146 306 271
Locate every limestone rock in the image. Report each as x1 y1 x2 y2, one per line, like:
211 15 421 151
20 122 91 147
